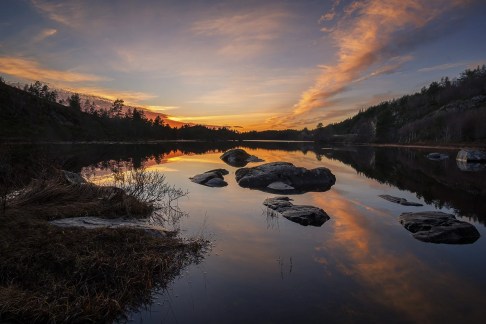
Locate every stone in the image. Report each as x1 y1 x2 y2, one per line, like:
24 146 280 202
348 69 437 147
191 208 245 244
399 211 480 244
267 181 295 191
427 153 448 161
190 169 228 187
456 148 486 163
61 170 87 185
456 149 486 172
235 162 336 193
205 178 228 187
220 149 264 167
49 217 173 238
379 194 423 206
264 197 330 227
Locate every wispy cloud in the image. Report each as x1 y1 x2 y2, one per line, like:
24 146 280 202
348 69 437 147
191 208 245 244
192 10 289 59
274 0 470 128
30 0 85 27
0 56 107 82
0 56 155 104
418 62 466 72
34 28 57 42
146 105 180 112
354 55 413 83
66 86 157 104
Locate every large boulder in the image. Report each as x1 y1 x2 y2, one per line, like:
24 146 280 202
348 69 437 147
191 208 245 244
399 211 480 244
220 149 263 167
190 169 229 187
264 197 330 227
235 162 336 193
456 148 486 163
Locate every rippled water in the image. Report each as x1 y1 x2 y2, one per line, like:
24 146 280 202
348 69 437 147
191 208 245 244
8 143 486 323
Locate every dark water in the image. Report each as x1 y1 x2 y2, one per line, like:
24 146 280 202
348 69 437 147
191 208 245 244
5 142 486 323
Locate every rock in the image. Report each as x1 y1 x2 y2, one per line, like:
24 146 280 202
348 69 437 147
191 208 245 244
235 162 336 193
267 181 295 191
264 197 330 227
379 194 423 206
427 153 448 161
220 149 264 167
456 149 486 172
399 211 480 244
456 148 486 163
190 169 228 187
49 217 173 238
205 178 228 187
62 170 87 185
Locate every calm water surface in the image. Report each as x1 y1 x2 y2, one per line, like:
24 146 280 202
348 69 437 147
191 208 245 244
11 143 486 323
119 144 486 324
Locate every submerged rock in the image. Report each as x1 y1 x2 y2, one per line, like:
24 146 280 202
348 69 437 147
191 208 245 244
190 169 229 187
50 217 172 238
456 148 486 163
399 211 480 244
427 153 449 161
235 162 336 194
220 149 263 167
264 197 330 227
379 194 423 206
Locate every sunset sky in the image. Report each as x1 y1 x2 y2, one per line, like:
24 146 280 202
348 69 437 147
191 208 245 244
1 0 485 130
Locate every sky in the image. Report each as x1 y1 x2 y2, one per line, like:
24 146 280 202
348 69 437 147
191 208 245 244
0 0 485 130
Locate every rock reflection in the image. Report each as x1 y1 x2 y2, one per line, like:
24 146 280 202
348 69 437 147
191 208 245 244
323 146 486 225
311 191 486 323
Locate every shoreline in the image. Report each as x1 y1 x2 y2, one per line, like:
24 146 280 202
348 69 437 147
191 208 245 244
1 139 484 150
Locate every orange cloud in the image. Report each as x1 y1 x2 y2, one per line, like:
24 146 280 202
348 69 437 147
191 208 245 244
275 0 469 128
64 86 157 104
0 56 107 83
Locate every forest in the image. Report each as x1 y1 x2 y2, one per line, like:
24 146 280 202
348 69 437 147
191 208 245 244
1 65 485 144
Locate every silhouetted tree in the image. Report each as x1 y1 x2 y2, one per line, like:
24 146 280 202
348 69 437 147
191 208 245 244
110 99 124 118
68 93 81 110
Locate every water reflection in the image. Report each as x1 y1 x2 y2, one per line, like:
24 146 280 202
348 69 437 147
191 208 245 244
4 142 486 323
310 190 486 323
321 146 486 225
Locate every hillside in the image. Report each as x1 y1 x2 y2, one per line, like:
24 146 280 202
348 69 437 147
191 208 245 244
314 66 486 144
53 88 187 128
0 81 109 141
0 81 239 142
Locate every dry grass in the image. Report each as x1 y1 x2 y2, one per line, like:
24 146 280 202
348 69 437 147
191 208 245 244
0 172 207 323
8 176 151 220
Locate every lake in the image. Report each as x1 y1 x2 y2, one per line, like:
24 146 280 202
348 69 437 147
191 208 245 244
7 142 486 323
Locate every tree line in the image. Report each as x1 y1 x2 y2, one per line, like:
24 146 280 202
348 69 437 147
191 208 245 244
2 65 485 143
313 65 486 144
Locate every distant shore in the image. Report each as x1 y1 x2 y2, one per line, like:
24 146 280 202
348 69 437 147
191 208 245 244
1 139 485 150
